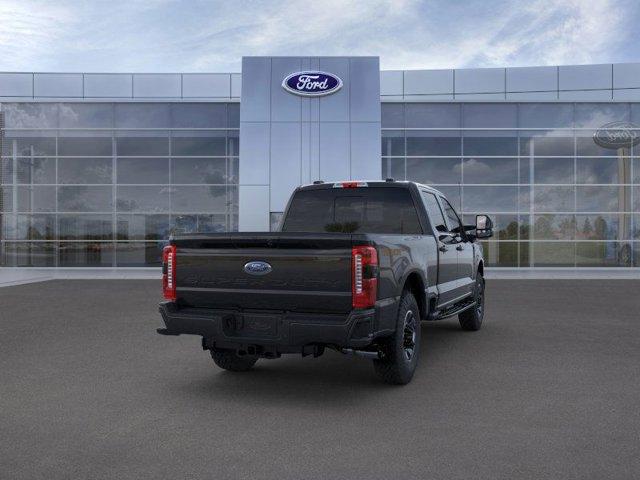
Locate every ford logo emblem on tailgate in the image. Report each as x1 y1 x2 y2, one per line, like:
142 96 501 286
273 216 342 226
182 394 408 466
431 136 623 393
244 261 273 275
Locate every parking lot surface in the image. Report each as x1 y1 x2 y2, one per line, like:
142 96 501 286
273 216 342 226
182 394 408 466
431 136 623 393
1 279 639 480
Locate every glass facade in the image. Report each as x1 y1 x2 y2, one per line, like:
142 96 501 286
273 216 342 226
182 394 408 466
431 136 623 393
382 103 640 268
0 102 239 267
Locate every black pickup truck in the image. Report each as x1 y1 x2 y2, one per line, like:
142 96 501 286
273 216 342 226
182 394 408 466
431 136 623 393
158 180 493 384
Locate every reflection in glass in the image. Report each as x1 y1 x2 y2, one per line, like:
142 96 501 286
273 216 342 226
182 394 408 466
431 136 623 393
116 158 169 184
407 158 461 184
114 104 170 128
115 242 163 267
533 214 576 240
116 186 170 213
533 186 574 212
16 157 56 184
381 131 404 156
518 104 573 129
479 241 518 267
381 158 405 181
58 103 113 128
463 104 516 128
170 214 227 234
116 214 170 240
15 215 55 240
463 214 518 240
58 158 112 184
576 157 629 184
17 186 56 212
575 214 630 241
170 103 227 128
58 186 113 212
1 242 56 267
406 131 461 156
3 136 56 156
171 158 227 184
171 186 228 212
58 242 114 267
2 103 58 128
463 135 518 156
532 242 575 267
533 158 574 184
381 103 404 128
576 186 630 212
116 136 169 156
171 134 226 156
463 186 518 212
58 137 112 156
519 134 573 156
462 157 517 184
576 242 631 267
574 103 630 128
406 104 461 128
59 214 113 240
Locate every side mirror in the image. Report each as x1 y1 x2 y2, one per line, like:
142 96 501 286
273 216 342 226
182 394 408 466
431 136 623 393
438 232 455 244
475 214 493 239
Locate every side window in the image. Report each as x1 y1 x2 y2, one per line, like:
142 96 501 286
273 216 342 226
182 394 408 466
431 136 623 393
421 191 447 233
440 197 464 234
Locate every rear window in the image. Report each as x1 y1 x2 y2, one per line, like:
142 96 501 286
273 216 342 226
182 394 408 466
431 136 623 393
282 187 422 234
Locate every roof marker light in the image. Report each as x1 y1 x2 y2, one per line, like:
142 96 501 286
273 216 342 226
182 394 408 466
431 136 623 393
333 181 368 188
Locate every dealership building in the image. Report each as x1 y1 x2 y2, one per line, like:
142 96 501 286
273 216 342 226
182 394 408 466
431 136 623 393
0 57 639 271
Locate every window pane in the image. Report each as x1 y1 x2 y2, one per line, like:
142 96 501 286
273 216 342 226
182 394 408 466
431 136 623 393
534 158 574 184
171 158 227 184
381 103 404 128
170 214 228 234
576 242 632 267
480 241 518 267
381 130 404 156
170 103 227 128
228 103 240 127
406 104 460 128
2 103 58 128
171 186 228 212
432 186 461 211
3 135 57 156
270 212 283 232
58 103 113 128
59 214 113 240
115 242 163 267
58 137 113 156
532 242 575 266
58 186 113 212
463 104 517 128
533 214 576 240
17 186 56 212
463 157 517 184
1 186 12 211
381 157 405 180
1 242 56 267
519 134 574 156
116 186 170 212
59 242 114 267
463 133 518 156
58 158 112 184
171 134 226 156
407 158 461 184
576 157 629 184
633 158 640 183
227 130 239 157
576 214 631 240
533 186 575 212
15 214 55 240
116 158 169 184
114 104 170 128
116 214 170 240
574 103 630 128
576 134 629 156
116 136 168 156
406 131 461 156
422 191 446 231
577 186 631 212
462 186 518 212
16 157 56 184
518 104 573 129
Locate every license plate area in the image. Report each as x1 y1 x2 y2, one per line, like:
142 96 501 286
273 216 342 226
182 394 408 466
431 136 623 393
222 312 280 339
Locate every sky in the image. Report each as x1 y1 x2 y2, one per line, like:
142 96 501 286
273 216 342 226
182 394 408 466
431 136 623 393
0 0 638 73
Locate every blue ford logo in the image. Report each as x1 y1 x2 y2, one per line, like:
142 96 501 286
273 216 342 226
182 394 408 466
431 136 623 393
282 71 343 97
244 261 273 276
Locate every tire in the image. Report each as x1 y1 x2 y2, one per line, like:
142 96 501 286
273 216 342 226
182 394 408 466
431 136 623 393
210 349 258 372
459 274 485 331
373 291 421 385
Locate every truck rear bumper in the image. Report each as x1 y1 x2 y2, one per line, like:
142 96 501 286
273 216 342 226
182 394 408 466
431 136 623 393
157 298 398 352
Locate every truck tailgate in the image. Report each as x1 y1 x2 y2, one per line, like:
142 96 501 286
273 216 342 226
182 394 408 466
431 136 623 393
173 233 354 313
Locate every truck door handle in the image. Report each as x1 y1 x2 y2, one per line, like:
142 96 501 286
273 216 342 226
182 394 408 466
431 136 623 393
456 244 464 251
439 245 448 252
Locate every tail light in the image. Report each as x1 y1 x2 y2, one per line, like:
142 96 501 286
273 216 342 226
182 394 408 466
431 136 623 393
162 244 177 301
352 246 378 309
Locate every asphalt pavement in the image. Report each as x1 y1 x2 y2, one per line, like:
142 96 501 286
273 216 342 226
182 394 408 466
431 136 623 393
1 279 639 480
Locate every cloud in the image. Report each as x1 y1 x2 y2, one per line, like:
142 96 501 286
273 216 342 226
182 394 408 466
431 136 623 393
0 0 636 72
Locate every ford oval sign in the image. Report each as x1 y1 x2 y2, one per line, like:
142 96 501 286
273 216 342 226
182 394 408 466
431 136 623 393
244 261 273 276
282 71 343 97
593 121 640 149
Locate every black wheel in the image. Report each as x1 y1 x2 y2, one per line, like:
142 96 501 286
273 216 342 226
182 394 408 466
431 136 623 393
210 348 258 372
373 291 421 385
459 274 485 331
